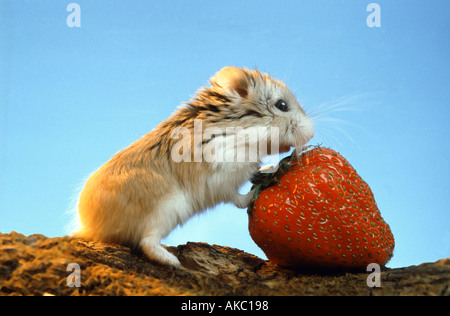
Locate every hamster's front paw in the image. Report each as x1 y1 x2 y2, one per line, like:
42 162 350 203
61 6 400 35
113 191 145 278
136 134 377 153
232 189 256 209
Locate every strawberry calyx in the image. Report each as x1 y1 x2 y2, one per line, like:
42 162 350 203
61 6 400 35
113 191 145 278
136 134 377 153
248 145 317 208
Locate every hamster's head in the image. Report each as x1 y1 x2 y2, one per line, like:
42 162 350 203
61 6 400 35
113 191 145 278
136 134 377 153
209 66 314 153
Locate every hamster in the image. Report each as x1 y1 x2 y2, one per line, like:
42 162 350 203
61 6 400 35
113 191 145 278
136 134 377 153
75 66 314 267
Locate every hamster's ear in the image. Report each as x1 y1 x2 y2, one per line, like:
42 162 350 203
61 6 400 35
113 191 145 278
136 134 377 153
210 66 249 98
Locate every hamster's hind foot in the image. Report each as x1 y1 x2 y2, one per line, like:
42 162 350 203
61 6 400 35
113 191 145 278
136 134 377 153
140 237 181 267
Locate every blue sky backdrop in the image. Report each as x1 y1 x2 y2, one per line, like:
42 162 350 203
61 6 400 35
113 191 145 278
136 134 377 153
1 0 449 268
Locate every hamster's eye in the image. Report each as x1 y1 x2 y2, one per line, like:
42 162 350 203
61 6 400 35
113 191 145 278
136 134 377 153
275 100 288 112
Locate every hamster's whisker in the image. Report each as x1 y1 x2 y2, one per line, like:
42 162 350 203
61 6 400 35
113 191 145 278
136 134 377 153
315 125 345 148
308 94 370 120
313 118 365 150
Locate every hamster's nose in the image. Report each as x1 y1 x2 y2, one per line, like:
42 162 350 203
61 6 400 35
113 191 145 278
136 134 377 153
303 117 314 142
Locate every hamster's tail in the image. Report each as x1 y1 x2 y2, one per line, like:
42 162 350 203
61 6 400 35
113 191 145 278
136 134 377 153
65 208 84 237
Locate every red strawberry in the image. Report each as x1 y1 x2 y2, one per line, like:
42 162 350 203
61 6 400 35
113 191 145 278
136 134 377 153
248 147 395 270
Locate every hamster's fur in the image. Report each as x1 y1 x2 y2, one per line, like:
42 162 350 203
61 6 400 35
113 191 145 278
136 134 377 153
75 67 314 266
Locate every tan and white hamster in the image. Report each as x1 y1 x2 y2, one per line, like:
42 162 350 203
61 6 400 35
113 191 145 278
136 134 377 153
75 66 314 267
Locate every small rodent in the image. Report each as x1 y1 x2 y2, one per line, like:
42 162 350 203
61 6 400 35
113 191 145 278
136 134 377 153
75 66 314 267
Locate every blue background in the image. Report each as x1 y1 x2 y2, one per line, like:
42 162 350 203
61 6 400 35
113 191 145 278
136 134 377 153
1 0 449 268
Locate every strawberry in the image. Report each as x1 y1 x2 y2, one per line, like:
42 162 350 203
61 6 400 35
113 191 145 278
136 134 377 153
248 147 395 270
